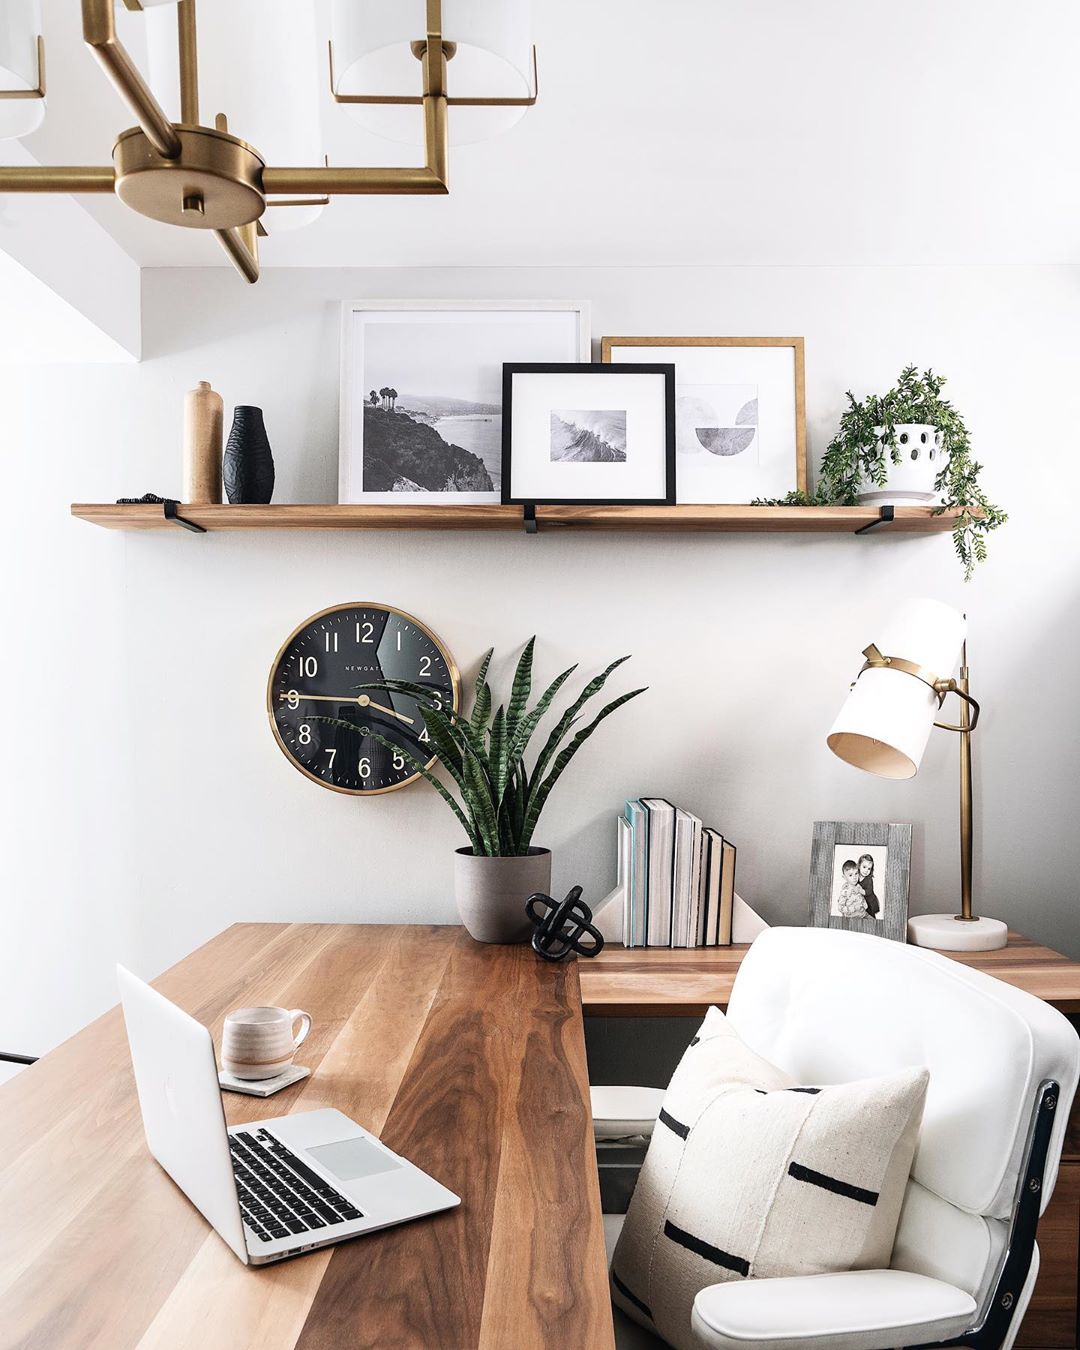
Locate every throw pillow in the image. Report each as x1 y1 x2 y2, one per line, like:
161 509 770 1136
610 1006 929 1350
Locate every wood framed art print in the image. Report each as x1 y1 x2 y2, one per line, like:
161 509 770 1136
808 821 912 944
501 362 676 506
600 337 806 504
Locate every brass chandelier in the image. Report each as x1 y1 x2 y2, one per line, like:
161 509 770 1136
0 0 536 284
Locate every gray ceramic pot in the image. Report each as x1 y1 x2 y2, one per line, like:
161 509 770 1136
454 847 552 944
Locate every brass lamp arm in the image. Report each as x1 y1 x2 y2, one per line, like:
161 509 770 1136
859 642 980 730
933 685 981 734
857 630 981 926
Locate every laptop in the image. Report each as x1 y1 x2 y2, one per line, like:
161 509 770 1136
117 965 460 1265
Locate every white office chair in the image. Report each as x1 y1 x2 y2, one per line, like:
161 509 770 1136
593 927 1080 1350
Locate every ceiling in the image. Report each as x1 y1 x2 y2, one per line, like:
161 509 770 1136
21 0 1080 271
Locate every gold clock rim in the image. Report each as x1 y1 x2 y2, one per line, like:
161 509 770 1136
266 601 462 797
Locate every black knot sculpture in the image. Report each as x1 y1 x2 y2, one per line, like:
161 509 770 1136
525 886 605 963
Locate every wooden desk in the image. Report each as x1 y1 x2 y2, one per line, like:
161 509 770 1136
0 925 614 1350
579 932 1080 1019
580 932 1080 1349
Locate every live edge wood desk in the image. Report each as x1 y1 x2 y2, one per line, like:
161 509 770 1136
0 926 613 1350
3 927 1080 1350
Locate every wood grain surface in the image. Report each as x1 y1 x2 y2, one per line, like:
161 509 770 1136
0 925 614 1350
69 502 969 534
579 932 1080 1017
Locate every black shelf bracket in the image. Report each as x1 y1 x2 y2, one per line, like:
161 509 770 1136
854 505 896 535
163 499 207 533
523 504 538 535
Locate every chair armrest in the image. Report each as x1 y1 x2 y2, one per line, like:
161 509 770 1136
691 1268 976 1350
590 1085 666 1140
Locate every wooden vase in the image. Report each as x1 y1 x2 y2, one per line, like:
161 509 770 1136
182 380 224 503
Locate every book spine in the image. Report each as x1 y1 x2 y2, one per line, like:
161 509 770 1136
617 815 631 948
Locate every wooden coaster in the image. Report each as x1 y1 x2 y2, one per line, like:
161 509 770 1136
218 1064 311 1097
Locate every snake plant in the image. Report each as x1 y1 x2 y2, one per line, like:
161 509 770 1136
318 639 645 857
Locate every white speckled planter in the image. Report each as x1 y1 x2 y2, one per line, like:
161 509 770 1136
454 847 552 944
857 423 942 506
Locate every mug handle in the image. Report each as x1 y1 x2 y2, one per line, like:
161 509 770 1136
290 1009 312 1049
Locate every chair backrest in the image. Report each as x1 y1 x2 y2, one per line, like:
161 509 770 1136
726 928 1079 1302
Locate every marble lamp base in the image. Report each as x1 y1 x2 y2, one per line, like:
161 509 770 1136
908 912 1009 952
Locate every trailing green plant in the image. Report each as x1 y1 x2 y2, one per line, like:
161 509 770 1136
753 365 1005 579
315 639 645 857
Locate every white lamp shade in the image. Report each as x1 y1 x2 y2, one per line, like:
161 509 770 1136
0 0 45 141
144 0 325 232
827 598 967 780
330 0 532 146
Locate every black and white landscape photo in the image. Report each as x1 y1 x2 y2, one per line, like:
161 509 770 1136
549 409 627 462
341 305 585 505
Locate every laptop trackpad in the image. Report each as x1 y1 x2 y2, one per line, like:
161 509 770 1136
307 1137 404 1182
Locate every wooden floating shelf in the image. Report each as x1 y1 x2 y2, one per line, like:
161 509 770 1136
70 502 968 534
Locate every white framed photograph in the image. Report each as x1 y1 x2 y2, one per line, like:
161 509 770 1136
502 363 675 506
339 301 589 504
600 337 806 503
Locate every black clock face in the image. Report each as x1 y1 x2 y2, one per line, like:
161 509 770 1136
268 605 459 795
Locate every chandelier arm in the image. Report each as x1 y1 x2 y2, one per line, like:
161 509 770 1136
177 0 199 127
329 42 538 110
261 166 444 195
422 33 449 185
82 0 181 159
214 222 259 284
0 35 45 100
0 167 116 192
264 0 450 199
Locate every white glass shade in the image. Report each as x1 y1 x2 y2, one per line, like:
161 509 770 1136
330 0 532 146
827 598 967 780
0 0 45 141
143 0 324 232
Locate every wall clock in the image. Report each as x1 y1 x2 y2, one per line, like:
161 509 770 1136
267 603 460 796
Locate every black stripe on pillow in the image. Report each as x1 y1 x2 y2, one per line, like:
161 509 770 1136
612 1269 653 1319
663 1220 750 1277
788 1161 880 1206
658 1108 690 1139
689 1036 701 1046
786 1086 822 1094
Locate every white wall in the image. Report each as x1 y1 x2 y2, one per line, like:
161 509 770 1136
3 263 1078 1056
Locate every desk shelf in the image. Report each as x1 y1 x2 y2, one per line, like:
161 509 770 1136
70 502 970 534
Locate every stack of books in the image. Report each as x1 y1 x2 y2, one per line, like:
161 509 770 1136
619 799 737 948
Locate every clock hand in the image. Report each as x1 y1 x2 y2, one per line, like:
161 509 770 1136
278 691 415 726
364 698 417 726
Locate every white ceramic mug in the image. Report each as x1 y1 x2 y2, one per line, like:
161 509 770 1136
221 1006 312 1081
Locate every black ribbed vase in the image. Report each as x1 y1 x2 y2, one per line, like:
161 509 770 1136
223 406 275 504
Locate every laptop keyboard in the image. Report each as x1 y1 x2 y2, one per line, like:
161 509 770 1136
229 1128 364 1244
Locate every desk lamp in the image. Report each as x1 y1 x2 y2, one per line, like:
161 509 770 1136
827 597 1007 951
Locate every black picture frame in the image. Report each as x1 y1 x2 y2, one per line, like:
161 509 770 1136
807 821 912 944
501 362 677 506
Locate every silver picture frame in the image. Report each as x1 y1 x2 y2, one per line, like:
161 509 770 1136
808 821 912 944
